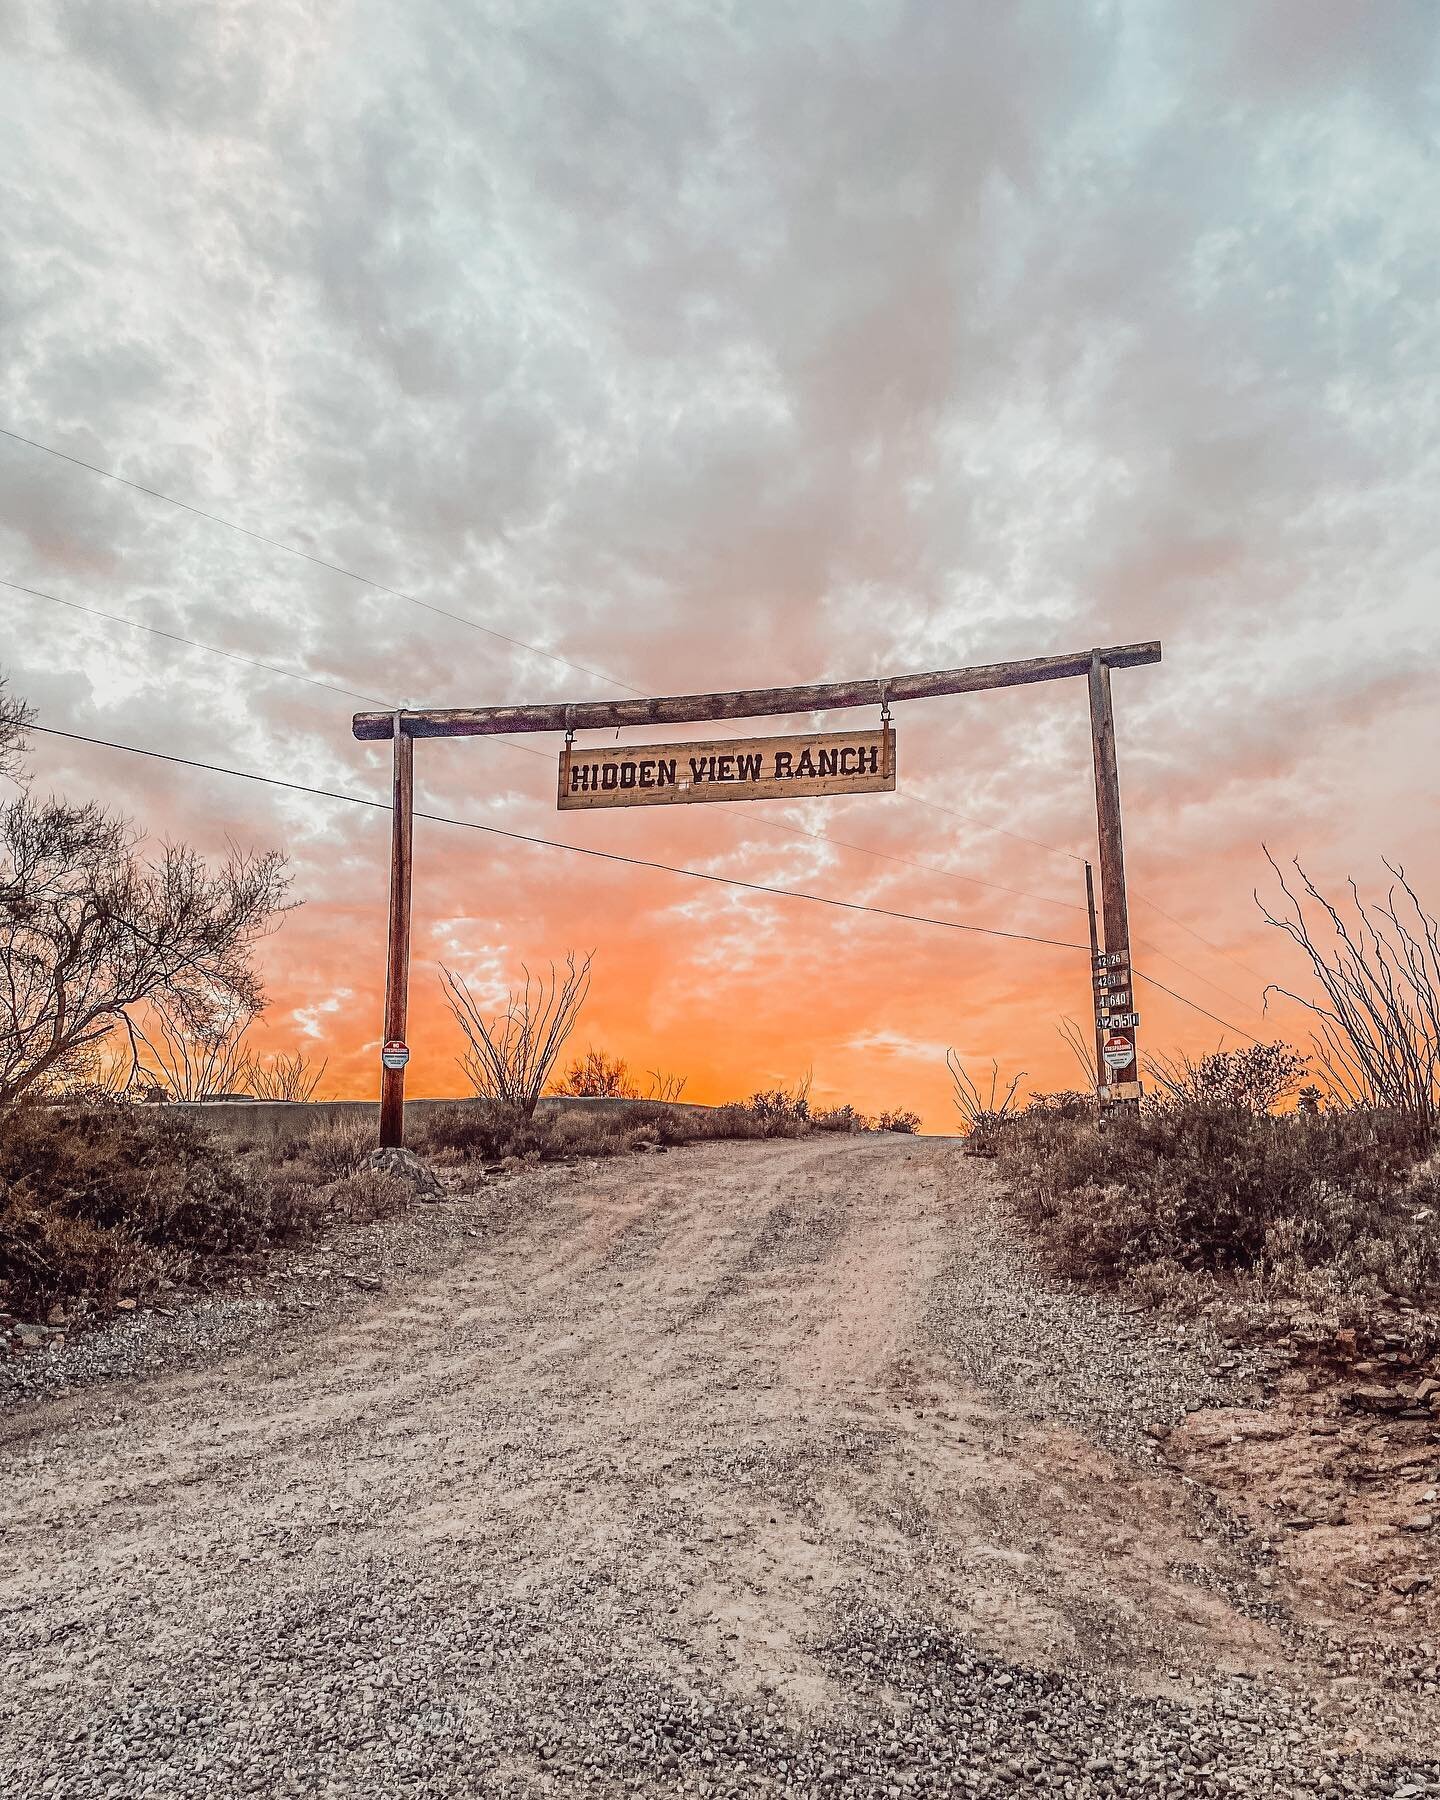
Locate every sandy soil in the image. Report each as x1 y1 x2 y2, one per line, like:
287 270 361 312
2 1134 1438 1796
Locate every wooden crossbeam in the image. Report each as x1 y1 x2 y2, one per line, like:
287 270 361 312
351 641 1161 740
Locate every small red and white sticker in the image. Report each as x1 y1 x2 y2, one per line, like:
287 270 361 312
381 1040 410 1070
1102 1032 1135 1071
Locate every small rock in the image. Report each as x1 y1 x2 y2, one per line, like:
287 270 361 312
1400 1514 1434 1533
1389 1573 1433 1596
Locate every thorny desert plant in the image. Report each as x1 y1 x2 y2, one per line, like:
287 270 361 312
125 998 257 1102
646 1068 688 1103
246 1050 328 1103
440 952 592 1119
1258 853 1440 1141
1143 1041 1306 1115
1056 1015 1102 1097
947 1053 1025 1155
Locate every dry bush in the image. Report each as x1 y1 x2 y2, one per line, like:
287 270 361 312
877 1108 921 1134
551 1047 638 1099
813 1102 873 1134
743 1078 812 1135
410 1097 775 1168
441 953 591 1117
947 1054 1025 1155
1259 854 1440 1140
1143 1040 1306 1113
999 1099 1439 1307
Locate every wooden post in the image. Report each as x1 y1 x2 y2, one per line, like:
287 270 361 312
1088 655 1138 1100
1084 859 1107 1097
378 715 414 1149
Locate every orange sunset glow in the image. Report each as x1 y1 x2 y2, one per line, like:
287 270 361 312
4 4 1438 1128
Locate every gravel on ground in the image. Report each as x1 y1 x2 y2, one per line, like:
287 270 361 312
2 1134 1437 1797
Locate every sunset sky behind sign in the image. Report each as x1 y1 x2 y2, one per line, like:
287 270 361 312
3 1 1438 1126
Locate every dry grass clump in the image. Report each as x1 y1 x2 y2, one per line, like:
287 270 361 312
999 1098 1439 1310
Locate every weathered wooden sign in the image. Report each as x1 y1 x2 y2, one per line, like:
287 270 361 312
557 727 896 810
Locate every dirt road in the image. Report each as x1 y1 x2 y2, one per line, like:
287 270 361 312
3 1136 1437 1796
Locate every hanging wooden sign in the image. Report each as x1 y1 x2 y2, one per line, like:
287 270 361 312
557 727 896 811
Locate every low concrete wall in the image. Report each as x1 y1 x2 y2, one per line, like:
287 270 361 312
169 1094 714 1140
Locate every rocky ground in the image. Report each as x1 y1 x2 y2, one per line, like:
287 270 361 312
2 1135 1438 1797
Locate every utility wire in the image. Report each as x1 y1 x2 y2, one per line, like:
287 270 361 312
4 420 1269 994
6 573 1088 913
28 724 1093 952
30 722 1278 1043
1131 970 1262 1047
0 424 643 696
2 577 391 711
11 576 1264 1003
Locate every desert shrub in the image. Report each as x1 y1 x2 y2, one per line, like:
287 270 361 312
551 1048 639 1099
1023 1090 1095 1121
0 1100 422 1319
1000 1098 1440 1305
743 1083 812 1134
287 1119 373 1180
1144 1041 1306 1113
814 1103 873 1134
0 1099 270 1315
876 1109 921 1134
408 1102 547 1165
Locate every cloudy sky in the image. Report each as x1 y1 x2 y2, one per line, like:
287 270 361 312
3 0 1438 1123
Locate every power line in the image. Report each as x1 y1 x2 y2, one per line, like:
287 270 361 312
4 420 1271 995
0 423 644 697
3 574 553 765
2 577 391 711
29 722 1092 954
13 578 1271 1007
1131 970 1263 1046
7 572 1089 913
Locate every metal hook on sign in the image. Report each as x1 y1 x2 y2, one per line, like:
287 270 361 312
877 679 892 726
564 706 575 749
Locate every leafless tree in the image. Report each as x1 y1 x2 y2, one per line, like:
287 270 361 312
947 1052 1025 1153
0 673 32 785
1 789 292 1104
441 952 592 1117
1257 852 1439 1136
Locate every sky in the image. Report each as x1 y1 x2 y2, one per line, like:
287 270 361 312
2 0 1438 1127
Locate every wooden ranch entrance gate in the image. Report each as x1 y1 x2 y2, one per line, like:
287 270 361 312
352 640 1161 1147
